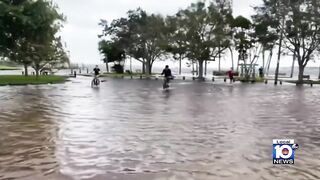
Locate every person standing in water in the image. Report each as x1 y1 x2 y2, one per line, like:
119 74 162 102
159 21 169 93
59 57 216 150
227 67 234 83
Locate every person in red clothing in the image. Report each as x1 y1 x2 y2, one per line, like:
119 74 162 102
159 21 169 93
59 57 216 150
227 67 234 83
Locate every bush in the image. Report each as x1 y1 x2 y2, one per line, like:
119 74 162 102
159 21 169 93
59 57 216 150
111 64 124 73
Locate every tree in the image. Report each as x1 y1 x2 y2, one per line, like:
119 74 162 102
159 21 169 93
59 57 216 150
255 0 320 84
165 16 188 75
251 14 279 76
176 1 232 79
99 9 168 75
0 0 65 76
231 16 256 76
98 40 126 73
31 37 69 76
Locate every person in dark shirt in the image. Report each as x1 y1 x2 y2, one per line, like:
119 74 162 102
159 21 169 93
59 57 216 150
161 65 172 89
161 65 172 78
93 65 100 76
259 66 264 78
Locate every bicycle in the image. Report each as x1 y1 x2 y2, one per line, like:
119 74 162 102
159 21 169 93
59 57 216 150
163 76 173 90
91 75 100 87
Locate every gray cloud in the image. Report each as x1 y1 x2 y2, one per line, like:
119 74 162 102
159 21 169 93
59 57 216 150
53 0 262 65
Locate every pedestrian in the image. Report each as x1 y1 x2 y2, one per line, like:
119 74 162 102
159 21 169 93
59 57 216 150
259 67 264 78
227 67 234 83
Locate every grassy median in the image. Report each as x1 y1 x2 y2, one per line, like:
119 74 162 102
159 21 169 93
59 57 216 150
0 65 21 70
0 75 67 86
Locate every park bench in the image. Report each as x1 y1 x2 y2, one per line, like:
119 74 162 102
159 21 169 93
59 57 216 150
303 75 310 80
191 70 198 74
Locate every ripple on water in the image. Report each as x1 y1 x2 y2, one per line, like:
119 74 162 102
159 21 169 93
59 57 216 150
0 80 320 179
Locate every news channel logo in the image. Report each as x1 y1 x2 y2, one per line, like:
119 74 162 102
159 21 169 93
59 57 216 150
273 139 299 164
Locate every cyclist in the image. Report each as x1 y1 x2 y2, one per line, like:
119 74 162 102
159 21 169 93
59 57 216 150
161 65 172 89
93 65 100 77
92 65 101 86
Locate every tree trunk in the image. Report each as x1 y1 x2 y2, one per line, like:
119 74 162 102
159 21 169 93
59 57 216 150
218 49 221 72
142 60 145 74
196 61 199 76
34 64 40 77
192 61 195 76
24 64 29 76
236 54 240 73
106 62 109 73
35 69 40 77
318 65 320 80
229 47 234 70
262 50 265 69
297 65 304 85
179 57 182 75
145 60 151 76
290 52 296 78
275 18 284 85
265 49 273 77
204 60 207 76
148 62 153 75
198 60 204 79
130 57 132 73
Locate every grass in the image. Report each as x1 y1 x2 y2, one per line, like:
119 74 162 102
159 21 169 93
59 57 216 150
235 76 265 83
0 65 21 70
0 75 67 86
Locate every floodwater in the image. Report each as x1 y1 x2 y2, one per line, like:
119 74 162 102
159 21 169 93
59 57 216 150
0 77 320 180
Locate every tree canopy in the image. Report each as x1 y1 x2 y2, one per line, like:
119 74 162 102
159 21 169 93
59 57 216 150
0 0 68 76
99 8 168 75
254 0 320 83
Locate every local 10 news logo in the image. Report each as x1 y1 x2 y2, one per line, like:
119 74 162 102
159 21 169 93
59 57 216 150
273 139 299 164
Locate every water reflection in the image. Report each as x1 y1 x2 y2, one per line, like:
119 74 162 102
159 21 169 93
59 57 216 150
0 77 320 180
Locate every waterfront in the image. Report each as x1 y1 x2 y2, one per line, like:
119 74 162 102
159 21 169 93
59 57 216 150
0 77 320 180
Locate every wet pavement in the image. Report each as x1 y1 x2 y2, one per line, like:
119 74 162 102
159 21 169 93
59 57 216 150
0 76 320 180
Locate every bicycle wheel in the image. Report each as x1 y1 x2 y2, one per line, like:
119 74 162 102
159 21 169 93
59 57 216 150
91 79 95 87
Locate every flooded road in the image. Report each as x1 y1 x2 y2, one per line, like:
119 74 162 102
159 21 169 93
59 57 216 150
0 77 320 180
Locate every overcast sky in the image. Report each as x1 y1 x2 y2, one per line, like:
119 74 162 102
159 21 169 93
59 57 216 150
53 0 263 67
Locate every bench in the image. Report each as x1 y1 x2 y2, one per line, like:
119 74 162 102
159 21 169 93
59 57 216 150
303 75 310 80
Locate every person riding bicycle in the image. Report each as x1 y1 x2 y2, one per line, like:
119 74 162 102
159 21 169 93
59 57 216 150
92 65 101 86
161 65 172 88
93 65 100 77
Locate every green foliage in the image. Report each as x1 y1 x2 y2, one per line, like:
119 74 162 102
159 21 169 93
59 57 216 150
232 16 255 52
168 1 233 78
99 40 126 64
99 8 168 75
254 0 320 83
232 16 251 29
0 0 68 76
